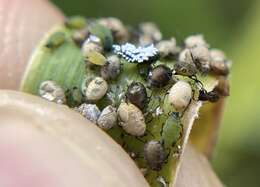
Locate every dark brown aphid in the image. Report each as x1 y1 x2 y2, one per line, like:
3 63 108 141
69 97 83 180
144 140 165 171
148 65 172 88
198 89 220 103
126 82 148 110
213 76 230 96
174 61 198 77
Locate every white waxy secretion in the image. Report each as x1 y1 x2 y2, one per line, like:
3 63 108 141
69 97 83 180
85 77 108 101
168 80 192 111
39 80 66 104
97 105 117 130
117 102 146 136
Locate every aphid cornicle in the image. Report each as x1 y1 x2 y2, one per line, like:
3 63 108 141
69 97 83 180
144 140 165 171
39 80 66 104
126 82 148 110
161 113 183 148
168 80 192 112
198 89 220 103
148 65 172 88
46 32 66 49
117 102 146 137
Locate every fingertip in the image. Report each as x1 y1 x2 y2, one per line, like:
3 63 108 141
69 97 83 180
0 0 64 89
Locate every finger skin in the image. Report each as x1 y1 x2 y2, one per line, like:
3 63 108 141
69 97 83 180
0 0 64 89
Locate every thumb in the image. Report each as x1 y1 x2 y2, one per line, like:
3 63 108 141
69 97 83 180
0 0 64 89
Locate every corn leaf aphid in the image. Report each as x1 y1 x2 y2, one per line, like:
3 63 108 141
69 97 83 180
65 16 87 30
126 82 148 110
97 105 117 130
161 113 182 148
113 43 158 63
84 77 108 101
98 17 129 43
174 61 198 77
89 23 114 51
144 140 165 171
39 80 66 104
46 32 66 49
100 55 121 80
148 65 172 88
75 103 101 123
118 102 146 136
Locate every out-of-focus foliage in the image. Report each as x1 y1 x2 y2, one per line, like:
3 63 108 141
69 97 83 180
51 0 260 186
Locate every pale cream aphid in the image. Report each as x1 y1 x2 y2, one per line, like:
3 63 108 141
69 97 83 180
117 102 146 136
168 80 192 112
39 80 66 104
139 22 162 45
184 34 209 48
84 77 108 101
156 37 181 58
100 55 121 80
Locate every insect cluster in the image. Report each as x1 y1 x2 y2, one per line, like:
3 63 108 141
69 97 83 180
39 16 231 187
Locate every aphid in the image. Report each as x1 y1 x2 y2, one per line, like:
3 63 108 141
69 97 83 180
184 34 209 48
144 140 165 171
46 32 66 49
210 58 229 76
85 51 107 66
65 16 87 30
174 61 198 77
39 80 66 104
198 89 220 103
213 76 230 96
81 35 103 56
117 102 146 136
72 28 89 46
97 105 117 130
210 49 226 61
88 23 114 51
100 55 121 80
190 45 211 73
156 37 180 58
178 49 193 64
84 77 108 101
148 65 172 88
168 80 192 112
161 112 183 148
75 103 101 123
139 22 162 45
113 43 158 63
126 82 148 110
98 17 129 43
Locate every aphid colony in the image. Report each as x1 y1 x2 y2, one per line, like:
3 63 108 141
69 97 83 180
39 16 231 186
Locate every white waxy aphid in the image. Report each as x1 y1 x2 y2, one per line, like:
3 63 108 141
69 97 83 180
85 77 108 101
184 34 209 48
155 37 180 58
113 43 158 63
139 22 162 45
39 80 66 104
97 105 117 130
117 102 146 136
75 103 101 123
98 17 129 43
168 80 192 112
210 49 226 61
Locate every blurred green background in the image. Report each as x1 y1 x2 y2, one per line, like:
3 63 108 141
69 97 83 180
51 0 260 186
